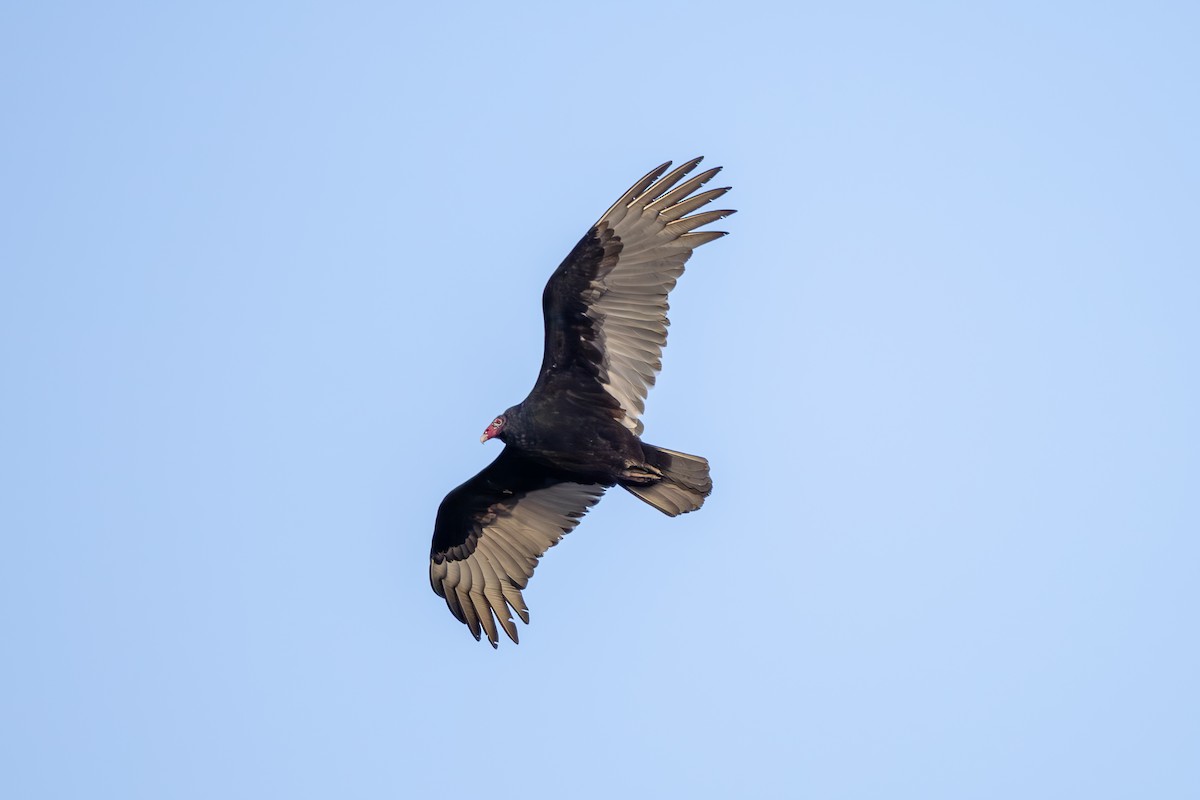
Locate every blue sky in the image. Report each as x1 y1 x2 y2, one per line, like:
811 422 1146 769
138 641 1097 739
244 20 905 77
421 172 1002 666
2 2 1197 797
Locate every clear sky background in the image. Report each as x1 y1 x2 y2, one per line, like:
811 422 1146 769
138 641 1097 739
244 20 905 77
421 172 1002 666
2 2 1197 798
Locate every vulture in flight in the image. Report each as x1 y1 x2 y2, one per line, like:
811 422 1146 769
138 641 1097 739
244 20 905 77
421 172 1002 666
429 158 734 646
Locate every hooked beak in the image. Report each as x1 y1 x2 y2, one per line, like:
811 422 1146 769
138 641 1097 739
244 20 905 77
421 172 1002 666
481 418 503 443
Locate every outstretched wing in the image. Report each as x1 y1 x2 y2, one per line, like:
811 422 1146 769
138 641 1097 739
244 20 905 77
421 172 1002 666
429 448 607 647
534 158 735 435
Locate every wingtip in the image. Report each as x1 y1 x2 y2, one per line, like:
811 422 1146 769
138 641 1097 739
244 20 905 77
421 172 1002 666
677 156 706 179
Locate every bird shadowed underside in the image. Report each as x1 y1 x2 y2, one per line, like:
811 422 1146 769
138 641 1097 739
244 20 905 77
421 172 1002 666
428 158 734 647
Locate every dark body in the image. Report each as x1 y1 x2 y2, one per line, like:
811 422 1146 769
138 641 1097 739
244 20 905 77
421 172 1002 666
496 399 646 480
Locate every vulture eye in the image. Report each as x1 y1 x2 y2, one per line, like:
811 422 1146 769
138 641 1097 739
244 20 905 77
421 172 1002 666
494 417 504 427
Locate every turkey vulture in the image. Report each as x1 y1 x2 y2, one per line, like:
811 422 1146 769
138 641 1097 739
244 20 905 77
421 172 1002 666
429 158 734 646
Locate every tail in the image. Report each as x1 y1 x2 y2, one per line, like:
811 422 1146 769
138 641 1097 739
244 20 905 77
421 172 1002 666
622 444 713 516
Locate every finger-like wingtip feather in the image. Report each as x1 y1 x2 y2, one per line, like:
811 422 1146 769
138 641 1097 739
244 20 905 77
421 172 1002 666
600 160 673 220
665 209 736 235
638 157 706 205
658 186 732 222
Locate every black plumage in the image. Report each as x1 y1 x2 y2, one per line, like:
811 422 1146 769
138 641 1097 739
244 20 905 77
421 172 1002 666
429 158 734 646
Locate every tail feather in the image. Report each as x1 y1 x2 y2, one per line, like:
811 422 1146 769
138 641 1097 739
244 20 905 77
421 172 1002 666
622 444 712 516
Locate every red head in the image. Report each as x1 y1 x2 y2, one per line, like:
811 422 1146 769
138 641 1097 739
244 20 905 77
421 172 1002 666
480 415 506 443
